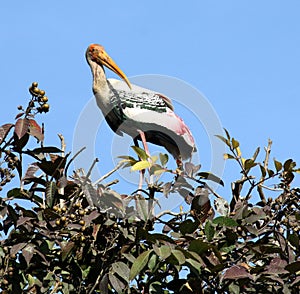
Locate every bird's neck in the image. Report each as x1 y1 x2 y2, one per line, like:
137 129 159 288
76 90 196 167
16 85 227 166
92 65 112 112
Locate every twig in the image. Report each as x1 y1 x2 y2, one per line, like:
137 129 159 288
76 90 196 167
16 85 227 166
255 139 272 202
65 146 86 176
88 269 104 294
57 134 66 198
185 175 222 199
155 209 187 219
93 161 123 185
84 158 99 184
50 281 61 294
58 133 66 158
260 184 283 192
104 179 119 187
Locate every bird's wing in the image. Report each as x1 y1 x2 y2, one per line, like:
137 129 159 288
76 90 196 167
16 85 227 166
106 79 195 160
107 79 174 111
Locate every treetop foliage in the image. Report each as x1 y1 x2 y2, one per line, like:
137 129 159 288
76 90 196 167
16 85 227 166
0 83 300 293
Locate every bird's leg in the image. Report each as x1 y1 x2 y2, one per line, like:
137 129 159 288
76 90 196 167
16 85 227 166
137 130 150 157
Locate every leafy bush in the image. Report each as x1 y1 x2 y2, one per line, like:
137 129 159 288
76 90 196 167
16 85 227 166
0 84 299 293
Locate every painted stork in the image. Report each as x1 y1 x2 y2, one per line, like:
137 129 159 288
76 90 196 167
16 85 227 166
86 44 196 164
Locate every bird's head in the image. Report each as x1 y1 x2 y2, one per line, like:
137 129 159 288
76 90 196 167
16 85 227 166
86 44 132 89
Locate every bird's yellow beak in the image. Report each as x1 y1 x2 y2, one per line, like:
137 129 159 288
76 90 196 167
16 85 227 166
92 45 132 90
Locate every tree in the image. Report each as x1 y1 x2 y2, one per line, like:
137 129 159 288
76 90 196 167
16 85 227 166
0 83 300 293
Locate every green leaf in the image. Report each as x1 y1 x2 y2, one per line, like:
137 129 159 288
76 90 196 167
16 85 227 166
179 219 198 235
212 216 238 227
46 182 56 208
197 172 224 186
171 249 186 265
189 240 210 255
7 188 43 205
159 245 172 260
228 283 241 294
283 159 296 171
231 138 239 149
122 253 136 264
150 155 158 163
109 272 125 293
259 164 266 178
82 266 91 279
135 195 150 221
129 250 153 280
185 258 202 275
131 160 151 171
215 135 230 147
244 159 257 170
204 221 215 242
223 153 235 160
267 169 275 177
111 261 130 282
220 244 236 253
131 145 149 160
148 254 157 271
224 128 231 140
159 153 169 166
149 164 166 176
26 274 35 288
118 155 137 168
252 147 260 161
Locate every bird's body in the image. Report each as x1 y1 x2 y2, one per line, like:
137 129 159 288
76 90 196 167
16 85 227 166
86 44 196 161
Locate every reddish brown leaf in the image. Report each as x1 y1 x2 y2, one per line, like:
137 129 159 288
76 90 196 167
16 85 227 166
223 265 253 280
22 244 35 266
49 153 59 163
15 112 24 119
14 118 30 139
265 257 289 275
0 123 14 144
28 119 44 142
23 163 40 181
11 242 27 255
162 224 172 234
83 210 100 226
92 224 101 240
61 241 75 261
37 156 66 179
191 187 214 223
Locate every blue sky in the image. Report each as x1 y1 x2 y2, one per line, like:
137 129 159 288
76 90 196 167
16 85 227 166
1 1 300 205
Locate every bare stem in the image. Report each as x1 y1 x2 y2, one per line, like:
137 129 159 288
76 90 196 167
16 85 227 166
58 133 66 158
57 134 66 199
155 209 187 219
256 139 272 203
93 161 123 186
